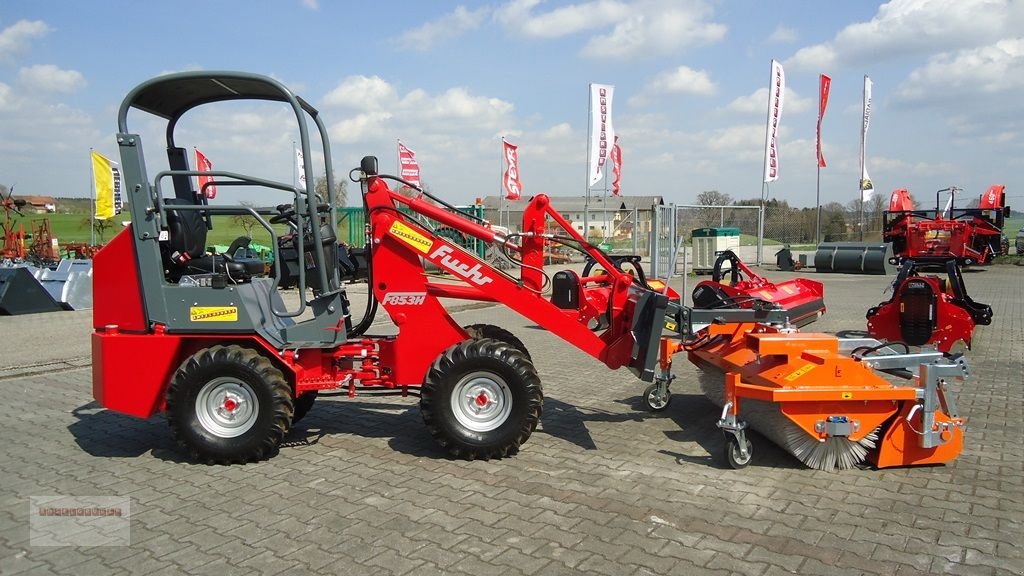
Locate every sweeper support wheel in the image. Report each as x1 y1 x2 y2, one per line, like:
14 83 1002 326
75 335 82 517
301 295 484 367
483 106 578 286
641 382 671 411
724 435 753 469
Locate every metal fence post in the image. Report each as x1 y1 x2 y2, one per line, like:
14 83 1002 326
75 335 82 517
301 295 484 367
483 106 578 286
632 206 638 255
757 205 765 265
667 203 677 276
649 204 660 280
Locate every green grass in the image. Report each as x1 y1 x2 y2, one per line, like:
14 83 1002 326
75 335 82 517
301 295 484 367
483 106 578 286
12 211 356 250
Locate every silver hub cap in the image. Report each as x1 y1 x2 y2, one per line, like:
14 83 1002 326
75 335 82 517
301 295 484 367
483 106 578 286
195 378 259 438
451 371 512 433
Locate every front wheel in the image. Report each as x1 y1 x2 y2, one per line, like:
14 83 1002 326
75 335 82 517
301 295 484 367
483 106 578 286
421 339 542 460
166 345 293 464
642 383 671 411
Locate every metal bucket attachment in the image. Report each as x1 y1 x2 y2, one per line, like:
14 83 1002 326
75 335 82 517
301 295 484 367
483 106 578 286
813 242 896 274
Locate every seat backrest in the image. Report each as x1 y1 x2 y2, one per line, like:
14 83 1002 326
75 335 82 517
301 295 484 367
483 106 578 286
164 198 208 260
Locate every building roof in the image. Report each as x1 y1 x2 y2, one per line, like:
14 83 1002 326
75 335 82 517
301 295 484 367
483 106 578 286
481 195 663 212
16 195 57 205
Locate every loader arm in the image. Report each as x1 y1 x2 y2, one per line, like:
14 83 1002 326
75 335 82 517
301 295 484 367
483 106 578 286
361 174 654 374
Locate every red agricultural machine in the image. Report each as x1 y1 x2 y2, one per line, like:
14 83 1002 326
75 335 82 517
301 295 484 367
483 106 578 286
92 72 969 471
1 186 27 261
690 250 825 328
883 185 1009 266
866 259 992 353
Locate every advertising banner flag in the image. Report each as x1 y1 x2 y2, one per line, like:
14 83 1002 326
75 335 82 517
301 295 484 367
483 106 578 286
295 146 307 192
588 83 615 187
398 141 421 187
91 151 123 219
502 139 522 200
859 75 874 200
194 148 217 199
816 74 831 168
763 60 785 183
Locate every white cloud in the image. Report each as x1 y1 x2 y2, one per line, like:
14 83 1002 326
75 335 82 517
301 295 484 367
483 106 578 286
724 87 812 115
630 66 716 106
17 64 86 93
768 24 797 44
400 6 489 50
323 75 398 110
496 0 628 38
0 82 14 111
895 38 1024 102
496 0 726 59
581 1 727 59
0 19 51 62
786 0 1022 70
300 0 319 11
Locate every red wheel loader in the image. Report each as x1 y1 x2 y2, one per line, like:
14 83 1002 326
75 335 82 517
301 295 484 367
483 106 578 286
93 72 970 471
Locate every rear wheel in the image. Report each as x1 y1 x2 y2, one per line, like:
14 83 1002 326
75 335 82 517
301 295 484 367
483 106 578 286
421 339 542 459
166 345 293 464
463 324 531 361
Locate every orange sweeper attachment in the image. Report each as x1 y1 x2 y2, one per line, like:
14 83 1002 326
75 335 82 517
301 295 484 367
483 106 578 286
650 319 968 471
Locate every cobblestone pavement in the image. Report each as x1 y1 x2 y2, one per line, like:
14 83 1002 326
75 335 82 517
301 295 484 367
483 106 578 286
1 265 1021 575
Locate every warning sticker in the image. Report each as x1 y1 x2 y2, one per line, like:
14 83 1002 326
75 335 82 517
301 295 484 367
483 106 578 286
389 221 433 254
190 306 238 322
784 362 817 382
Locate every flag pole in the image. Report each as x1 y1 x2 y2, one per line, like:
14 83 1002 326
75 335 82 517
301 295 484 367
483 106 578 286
499 137 505 228
584 83 592 238
815 76 822 244
89 148 96 247
758 63 773 265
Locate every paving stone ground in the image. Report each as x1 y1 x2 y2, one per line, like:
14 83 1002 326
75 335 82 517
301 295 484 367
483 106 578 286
0 264 1021 575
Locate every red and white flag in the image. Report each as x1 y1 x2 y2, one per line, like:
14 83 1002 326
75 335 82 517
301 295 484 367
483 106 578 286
502 139 522 200
398 141 421 187
194 148 216 199
763 60 785 183
588 83 615 187
816 74 831 168
610 136 622 196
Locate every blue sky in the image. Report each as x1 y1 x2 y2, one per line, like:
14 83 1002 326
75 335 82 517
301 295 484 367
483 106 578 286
2 0 1022 209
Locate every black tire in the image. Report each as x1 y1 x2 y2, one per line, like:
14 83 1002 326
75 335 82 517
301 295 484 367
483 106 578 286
463 324 531 361
421 338 542 460
292 391 318 425
166 345 293 464
724 435 753 469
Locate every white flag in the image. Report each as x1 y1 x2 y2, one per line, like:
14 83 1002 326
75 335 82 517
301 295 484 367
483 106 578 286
588 84 615 187
763 60 785 183
295 146 307 191
859 75 874 201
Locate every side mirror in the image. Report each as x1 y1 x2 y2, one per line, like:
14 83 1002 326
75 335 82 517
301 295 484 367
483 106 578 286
360 156 378 176
1004 206 1011 217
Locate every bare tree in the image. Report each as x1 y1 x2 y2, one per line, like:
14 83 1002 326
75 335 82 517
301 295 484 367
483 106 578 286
314 173 348 207
81 217 115 243
695 190 733 227
230 200 259 238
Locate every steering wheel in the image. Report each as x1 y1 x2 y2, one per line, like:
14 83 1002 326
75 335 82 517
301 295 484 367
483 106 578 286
269 203 332 226
711 250 742 285
582 254 647 287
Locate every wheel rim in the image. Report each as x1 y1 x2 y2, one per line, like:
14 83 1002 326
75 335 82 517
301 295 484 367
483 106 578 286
730 440 751 466
451 371 512 433
195 377 259 438
647 389 668 410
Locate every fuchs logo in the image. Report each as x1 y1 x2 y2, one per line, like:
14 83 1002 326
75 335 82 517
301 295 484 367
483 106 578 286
430 245 493 286
382 292 427 306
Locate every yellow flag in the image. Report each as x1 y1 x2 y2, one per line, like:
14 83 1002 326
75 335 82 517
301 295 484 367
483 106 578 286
92 151 123 219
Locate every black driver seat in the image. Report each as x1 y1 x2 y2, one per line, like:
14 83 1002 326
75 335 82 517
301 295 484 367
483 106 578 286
163 198 251 283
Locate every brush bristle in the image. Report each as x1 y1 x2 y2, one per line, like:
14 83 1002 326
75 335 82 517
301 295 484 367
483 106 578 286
697 367 878 471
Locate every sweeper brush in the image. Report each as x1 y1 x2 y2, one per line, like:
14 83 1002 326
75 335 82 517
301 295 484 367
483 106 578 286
662 323 968 471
